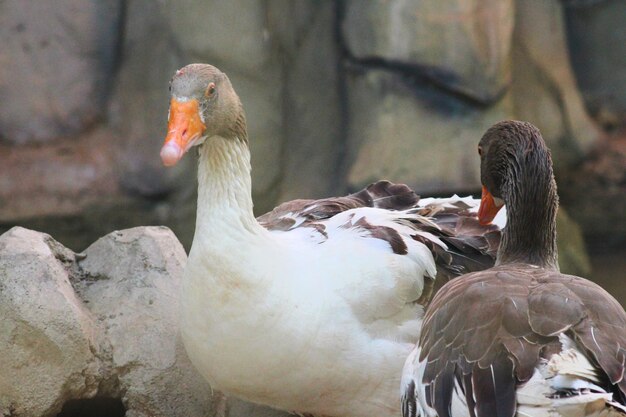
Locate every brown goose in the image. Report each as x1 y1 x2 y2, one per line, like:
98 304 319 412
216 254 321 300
159 64 502 417
401 121 626 417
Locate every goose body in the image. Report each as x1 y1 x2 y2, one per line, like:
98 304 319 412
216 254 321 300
401 121 626 417
161 64 501 417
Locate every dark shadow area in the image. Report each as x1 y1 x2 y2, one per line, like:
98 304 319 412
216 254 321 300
589 246 626 308
56 397 125 417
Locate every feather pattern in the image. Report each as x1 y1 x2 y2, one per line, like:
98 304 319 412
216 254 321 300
401 121 626 417
164 64 505 417
402 265 626 417
184 178 502 417
259 181 502 286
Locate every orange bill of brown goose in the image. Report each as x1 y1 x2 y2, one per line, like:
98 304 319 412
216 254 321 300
401 121 626 417
159 64 503 417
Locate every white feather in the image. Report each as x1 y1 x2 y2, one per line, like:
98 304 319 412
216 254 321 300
418 194 507 229
515 334 626 417
182 137 486 417
407 333 626 417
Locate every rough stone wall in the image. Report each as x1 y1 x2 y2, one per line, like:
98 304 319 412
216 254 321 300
564 0 626 130
0 2 623 415
0 0 623 252
0 226 215 417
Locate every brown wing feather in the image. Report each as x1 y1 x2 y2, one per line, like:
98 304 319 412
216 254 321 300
260 182 501 293
411 207 501 299
257 199 314 231
472 350 516 417
419 264 626 417
258 180 419 230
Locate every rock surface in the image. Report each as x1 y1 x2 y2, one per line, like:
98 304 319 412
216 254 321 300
269 1 344 201
342 0 515 103
0 0 623 276
565 0 626 130
0 128 119 222
0 1 122 144
77 227 213 417
510 0 599 171
344 68 511 193
108 0 185 199
0 226 213 417
560 132 626 248
556 208 591 277
0 228 101 417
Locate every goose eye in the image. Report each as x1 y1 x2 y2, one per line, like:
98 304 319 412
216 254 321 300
205 82 216 97
478 146 483 157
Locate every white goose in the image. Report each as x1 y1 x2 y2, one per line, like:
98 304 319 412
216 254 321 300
401 121 626 417
160 64 502 417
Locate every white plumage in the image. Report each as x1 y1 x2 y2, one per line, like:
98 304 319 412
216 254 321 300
181 140 491 417
403 335 626 417
161 64 502 417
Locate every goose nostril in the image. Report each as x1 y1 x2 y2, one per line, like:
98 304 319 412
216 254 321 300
182 128 187 137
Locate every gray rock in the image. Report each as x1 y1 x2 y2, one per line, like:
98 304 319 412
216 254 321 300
559 135 626 247
105 0 200 250
564 0 626 129
0 0 616 309
0 227 102 417
77 227 213 417
228 398 292 417
108 0 186 198
0 226 213 417
0 128 119 225
166 0 272 78
269 1 344 202
510 0 599 171
344 68 511 194
0 1 122 144
556 208 591 277
342 0 515 103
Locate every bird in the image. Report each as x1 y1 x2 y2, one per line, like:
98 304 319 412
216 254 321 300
401 120 626 417
160 63 501 417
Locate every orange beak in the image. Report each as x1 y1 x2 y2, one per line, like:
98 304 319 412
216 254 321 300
160 98 207 167
478 185 504 225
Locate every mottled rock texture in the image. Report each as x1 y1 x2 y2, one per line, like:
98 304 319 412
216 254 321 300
510 0 599 171
0 226 213 417
564 0 626 130
344 68 511 193
1 2 619 415
342 0 514 103
560 133 626 248
0 228 101 417
0 1 122 144
0 0 623 281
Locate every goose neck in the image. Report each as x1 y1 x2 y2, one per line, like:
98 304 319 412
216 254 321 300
497 155 559 270
195 135 262 237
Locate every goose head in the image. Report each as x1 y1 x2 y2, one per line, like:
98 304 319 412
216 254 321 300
477 120 553 225
476 120 559 268
160 64 245 167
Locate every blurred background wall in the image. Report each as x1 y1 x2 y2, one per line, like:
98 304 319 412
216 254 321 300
0 0 624 300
